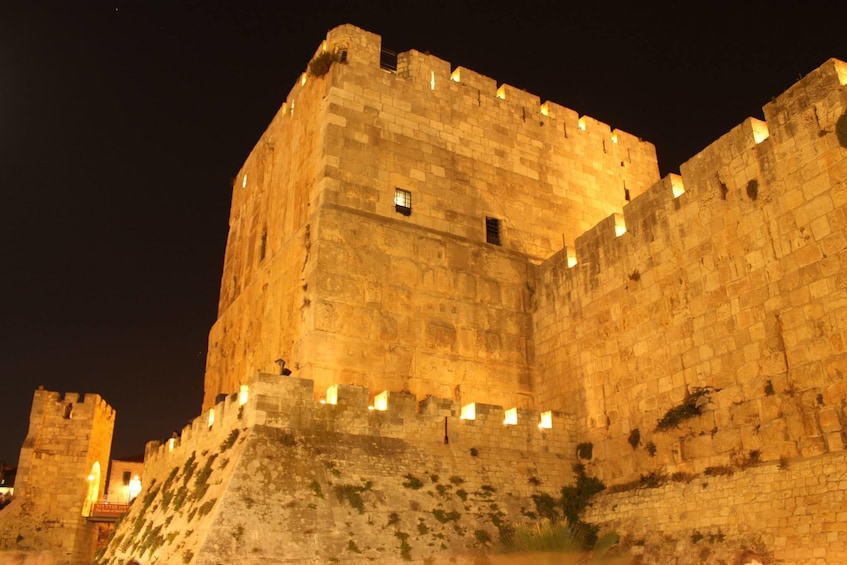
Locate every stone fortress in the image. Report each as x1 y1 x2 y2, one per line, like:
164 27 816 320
3 23 847 564
0 389 116 564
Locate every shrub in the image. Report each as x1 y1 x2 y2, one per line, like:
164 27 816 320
402 474 424 489
656 387 716 431
627 429 641 449
308 50 343 77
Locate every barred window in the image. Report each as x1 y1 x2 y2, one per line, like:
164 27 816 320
394 188 412 216
485 217 501 245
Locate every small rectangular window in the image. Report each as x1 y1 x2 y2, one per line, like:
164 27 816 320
485 217 501 245
122 471 131 486
394 188 412 216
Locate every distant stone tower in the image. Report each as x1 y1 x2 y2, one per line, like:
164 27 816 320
0 388 115 565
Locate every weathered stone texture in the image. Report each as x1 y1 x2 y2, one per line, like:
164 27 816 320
584 452 847 564
534 57 847 486
203 23 660 412
0 390 115 565
100 374 576 564
188 24 847 564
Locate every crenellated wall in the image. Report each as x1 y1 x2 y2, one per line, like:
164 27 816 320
203 23 660 411
102 373 577 564
190 24 847 564
534 58 847 487
0 389 115 565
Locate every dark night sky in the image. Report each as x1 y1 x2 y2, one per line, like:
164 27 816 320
1 1 845 464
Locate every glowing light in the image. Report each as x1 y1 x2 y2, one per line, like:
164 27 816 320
326 385 338 405
496 85 506 100
567 249 578 268
751 119 769 144
611 133 618 144
614 214 627 237
168 438 175 451
460 403 476 420
538 411 552 429
368 405 374 411
301 73 307 86
430 71 435 90
450 69 461 82
128 476 142 501
835 60 847 85
82 462 101 517
503 408 518 425
208 409 215 428
239 384 249 406
670 174 685 198
290 101 295 116
242 174 247 188
319 399 327 405
578 117 586 131
373 391 388 411
540 102 549 117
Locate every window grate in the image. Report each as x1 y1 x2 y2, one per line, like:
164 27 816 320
485 217 501 245
394 188 412 216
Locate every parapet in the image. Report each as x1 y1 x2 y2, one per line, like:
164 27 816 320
30 388 116 422
145 372 575 465
256 23 656 188
539 56 847 289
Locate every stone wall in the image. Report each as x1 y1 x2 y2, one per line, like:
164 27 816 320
584 451 847 564
101 373 578 564
202 23 660 410
0 389 115 565
534 58 847 485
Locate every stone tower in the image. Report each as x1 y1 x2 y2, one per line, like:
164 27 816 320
202 24 660 412
0 388 115 564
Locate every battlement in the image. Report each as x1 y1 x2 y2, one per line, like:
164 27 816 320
534 56 847 484
540 56 847 287
317 24 643 155
149 372 574 466
29 387 116 423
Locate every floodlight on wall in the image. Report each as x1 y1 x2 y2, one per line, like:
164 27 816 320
538 411 553 429
326 385 339 406
430 71 436 90
460 403 476 420
374 391 388 411
239 385 249 406
614 214 627 237
611 133 618 144
242 174 248 189
503 407 518 425
751 119 770 144
128 476 142 502
540 102 550 117
578 117 586 131
208 409 215 428
450 69 461 82
670 175 685 198
496 85 506 100
836 61 847 85
168 438 175 452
